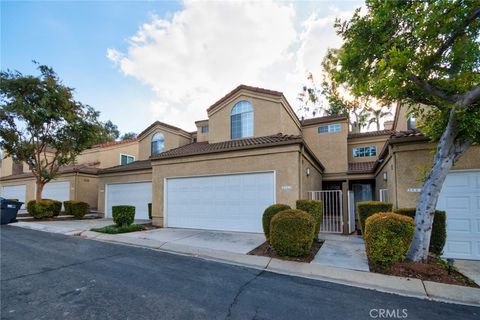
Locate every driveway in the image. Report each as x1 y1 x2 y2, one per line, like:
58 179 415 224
102 227 266 254
2 226 479 320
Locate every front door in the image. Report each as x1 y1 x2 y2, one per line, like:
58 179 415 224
352 183 373 230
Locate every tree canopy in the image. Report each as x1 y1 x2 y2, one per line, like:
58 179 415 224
0 64 106 200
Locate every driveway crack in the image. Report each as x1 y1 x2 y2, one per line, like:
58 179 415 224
1 253 123 282
225 269 265 320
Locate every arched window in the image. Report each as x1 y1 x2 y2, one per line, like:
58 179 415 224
151 132 165 155
231 101 253 139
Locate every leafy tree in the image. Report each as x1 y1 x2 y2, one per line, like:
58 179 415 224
95 120 120 143
367 106 393 131
297 73 324 118
334 1 480 261
0 64 106 201
120 132 137 141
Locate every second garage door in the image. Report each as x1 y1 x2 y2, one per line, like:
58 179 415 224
1 185 27 209
165 172 275 233
437 171 480 260
42 181 70 205
106 182 152 220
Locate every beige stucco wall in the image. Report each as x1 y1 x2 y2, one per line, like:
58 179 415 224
137 126 191 160
76 142 139 168
207 92 301 143
195 120 209 142
302 120 349 173
150 145 311 227
374 150 396 204
347 136 389 163
300 152 323 199
97 170 153 215
376 142 480 209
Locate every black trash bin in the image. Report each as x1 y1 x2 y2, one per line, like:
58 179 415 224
1 197 24 224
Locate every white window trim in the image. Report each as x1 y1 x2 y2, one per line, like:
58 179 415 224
119 153 135 165
352 146 377 158
318 123 341 134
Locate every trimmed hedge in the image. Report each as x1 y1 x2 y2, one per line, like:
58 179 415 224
365 212 415 267
394 208 446 255
63 200 89 219
27 199 60 219
357 201 393 234
112 205 135 226
296 200 322 238
148 203 152 220
270 209 315 257
262 204 291 241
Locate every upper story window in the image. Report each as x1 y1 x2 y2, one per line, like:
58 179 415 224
353 146 377 158
201 125 209 133
231 100 253 139
120 154 135 165
407 117 416 130
151 132 165 156
318 123 341 134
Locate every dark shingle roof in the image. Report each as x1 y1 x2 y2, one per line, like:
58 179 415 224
348 130 396 139
207 85 283 113
152 134 303 160
99 160 152 174
348 161 377 173
301 115 348 126
0 163 100 181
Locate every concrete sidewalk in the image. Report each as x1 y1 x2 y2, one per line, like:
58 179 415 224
78 229 480 307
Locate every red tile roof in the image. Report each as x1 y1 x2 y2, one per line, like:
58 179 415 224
92 139 137 148
207 85 284 113
152 134 303 160
348 161 377 173
348 130 396 139
0 163 100 181
137 121 192 139
301 115 348 126
392 129 425 139
99 159 152 174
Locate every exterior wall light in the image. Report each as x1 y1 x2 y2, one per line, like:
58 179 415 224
383 172 388 181
306 167 311 177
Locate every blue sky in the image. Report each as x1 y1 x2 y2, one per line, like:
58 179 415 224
2 1 363 134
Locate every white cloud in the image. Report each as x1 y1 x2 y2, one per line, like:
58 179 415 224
107 0 356 130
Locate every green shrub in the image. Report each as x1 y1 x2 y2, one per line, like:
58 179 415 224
365 212 415 267
357 201 393 234
262 204 291 241
41 199 62 216
69 201 90 219
148 203 152 220
112 205 135 226
28 199 58 219
296 200 322 238
394 208 446 255
270 209 315 257
64 200 73 215
91 224 145 234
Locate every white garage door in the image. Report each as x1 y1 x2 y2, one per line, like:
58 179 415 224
2 185 26 209
42 181 70 206
437 171 480 260
165 172 275 233
106 182 152 220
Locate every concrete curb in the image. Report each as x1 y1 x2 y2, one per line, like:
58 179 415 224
78 230 480 306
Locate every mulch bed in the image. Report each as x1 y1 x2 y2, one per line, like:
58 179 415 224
370 256 479 288
248 240 323 263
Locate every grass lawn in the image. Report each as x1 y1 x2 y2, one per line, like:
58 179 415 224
91 224 146 234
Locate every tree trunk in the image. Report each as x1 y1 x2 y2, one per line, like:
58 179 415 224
35 180 45 202
406 113 471 262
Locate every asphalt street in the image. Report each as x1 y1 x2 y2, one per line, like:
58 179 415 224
1 225 479 320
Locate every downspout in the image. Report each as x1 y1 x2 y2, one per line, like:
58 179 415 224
299 144 304 200
392 145 399 209
74 171 78 200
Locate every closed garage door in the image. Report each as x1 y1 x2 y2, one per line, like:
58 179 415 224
2 185 26 209
43 181 70 205
165 172 275 233
437 171 480 260
106 182 152 220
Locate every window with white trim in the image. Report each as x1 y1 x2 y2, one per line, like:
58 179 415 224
151 132 165 155
318 123 341 134
231 100 253 139
353 146 377 158
201 125 209 133
120 154 135 165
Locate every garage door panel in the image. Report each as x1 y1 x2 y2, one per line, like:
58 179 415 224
43 181 70 202
106 182 152 220
166 172 275 233
439 171 480 260
2 185 27 209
